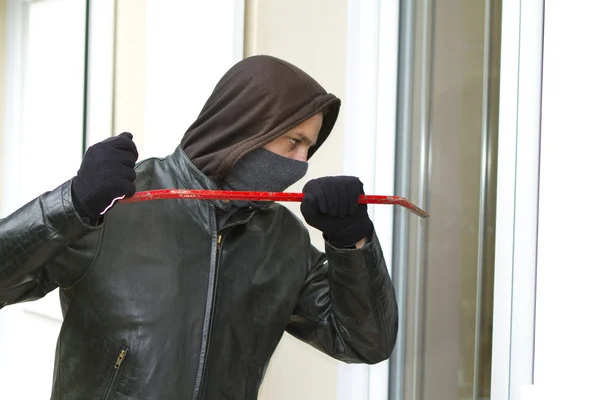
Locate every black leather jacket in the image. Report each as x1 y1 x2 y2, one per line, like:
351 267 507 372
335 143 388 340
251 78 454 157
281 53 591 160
0 146 399 399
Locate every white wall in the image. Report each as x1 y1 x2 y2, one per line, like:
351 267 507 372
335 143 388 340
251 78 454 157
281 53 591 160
112 0 146 143
523 1 600 399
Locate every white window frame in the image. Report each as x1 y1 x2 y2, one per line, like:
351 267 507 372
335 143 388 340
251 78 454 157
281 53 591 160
522 1 600 399
340 0 399 399
490 0 544 399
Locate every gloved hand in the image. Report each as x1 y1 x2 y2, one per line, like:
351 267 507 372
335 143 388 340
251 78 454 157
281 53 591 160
72 132 138 220
301 176 374 248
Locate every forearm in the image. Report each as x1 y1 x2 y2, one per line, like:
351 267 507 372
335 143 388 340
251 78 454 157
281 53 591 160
0 180 97 305
324 232 399 360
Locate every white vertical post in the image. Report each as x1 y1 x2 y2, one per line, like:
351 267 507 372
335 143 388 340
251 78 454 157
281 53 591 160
339 1 379 399
369 0 400 398
341 0 400 399
526 1 600 399
491 0 544 399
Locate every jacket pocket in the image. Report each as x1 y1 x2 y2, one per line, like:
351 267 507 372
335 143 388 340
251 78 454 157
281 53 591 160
101 346 129 400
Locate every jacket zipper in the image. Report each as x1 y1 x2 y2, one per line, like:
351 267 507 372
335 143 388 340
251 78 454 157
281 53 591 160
193 210 254 399
192 229 226 399
102 346 128 400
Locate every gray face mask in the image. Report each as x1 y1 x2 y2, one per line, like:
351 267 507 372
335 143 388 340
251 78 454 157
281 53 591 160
217 148 308 229
222 148 308 193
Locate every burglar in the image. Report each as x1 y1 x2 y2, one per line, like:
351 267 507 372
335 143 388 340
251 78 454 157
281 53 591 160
0 55 399 399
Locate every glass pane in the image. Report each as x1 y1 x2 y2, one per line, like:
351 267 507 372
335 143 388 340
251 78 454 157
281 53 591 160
391 0 502 399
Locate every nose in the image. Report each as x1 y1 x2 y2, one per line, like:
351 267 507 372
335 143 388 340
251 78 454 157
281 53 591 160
293 148 309 162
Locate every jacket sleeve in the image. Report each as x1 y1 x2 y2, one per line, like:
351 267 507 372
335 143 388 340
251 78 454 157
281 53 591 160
0 180 100 308
286 231 399 364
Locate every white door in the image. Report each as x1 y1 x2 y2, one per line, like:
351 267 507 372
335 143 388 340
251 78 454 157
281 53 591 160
0 0 86 398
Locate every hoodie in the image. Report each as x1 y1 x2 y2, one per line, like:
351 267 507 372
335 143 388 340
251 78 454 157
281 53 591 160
180 55 341 184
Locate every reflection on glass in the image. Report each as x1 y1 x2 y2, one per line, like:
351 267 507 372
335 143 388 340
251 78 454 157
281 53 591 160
391 0 502 399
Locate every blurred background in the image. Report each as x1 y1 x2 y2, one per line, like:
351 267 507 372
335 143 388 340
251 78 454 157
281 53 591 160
2 1 598 400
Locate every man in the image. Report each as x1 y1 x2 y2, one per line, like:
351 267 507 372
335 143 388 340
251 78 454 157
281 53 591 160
0 55 398 399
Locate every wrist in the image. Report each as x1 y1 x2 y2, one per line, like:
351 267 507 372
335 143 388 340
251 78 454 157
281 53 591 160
71 181 100 222
323 219 374 249
71 183 89 218
325 235 369 249
354 237 368 249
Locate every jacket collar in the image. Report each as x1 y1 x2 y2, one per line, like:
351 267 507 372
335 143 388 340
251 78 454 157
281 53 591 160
166 145 232 211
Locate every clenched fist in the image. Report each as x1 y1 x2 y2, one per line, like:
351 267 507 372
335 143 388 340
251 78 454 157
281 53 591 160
301 176 374 248
72 132 138 220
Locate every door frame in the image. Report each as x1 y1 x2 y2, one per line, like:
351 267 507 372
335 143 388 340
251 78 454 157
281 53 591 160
490 0 544 399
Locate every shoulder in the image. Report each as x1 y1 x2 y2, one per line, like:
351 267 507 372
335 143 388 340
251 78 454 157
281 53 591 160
268 203 308 231
132 156 182 191
134 156 165 174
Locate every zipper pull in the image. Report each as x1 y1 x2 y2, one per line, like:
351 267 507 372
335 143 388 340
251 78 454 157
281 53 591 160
114 348 128 369
216 234 223 254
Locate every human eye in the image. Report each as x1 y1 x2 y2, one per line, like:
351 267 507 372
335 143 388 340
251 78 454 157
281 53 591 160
288 138 299 148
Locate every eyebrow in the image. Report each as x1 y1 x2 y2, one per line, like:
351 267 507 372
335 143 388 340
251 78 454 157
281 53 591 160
292 132 318 147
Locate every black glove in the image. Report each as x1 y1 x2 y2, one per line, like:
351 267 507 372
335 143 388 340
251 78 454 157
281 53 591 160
301 176 374 248
72 132 138 220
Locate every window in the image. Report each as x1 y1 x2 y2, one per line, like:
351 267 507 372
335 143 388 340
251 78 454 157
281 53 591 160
389 1 502 399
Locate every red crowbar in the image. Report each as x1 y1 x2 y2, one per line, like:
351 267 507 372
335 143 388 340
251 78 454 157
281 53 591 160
120 189 429 218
